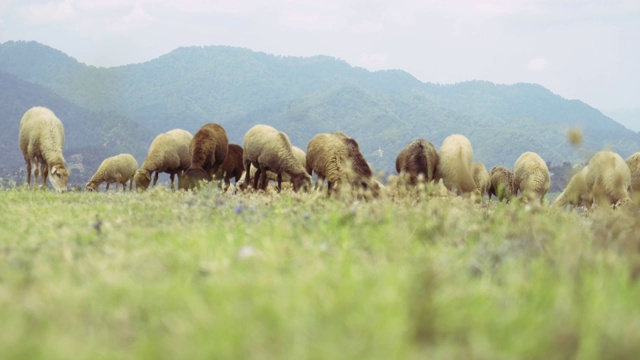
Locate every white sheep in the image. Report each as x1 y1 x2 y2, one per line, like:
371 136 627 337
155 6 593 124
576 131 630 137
434 134 476 195
242 124 311 192
513 151 551 205
626 152 640 194
86 154 139 192
19 106 69 192
306 131 379 196
134 129 193 192
236 145 306 190
552 166 591 209
471 162 490 197
586 150 631 207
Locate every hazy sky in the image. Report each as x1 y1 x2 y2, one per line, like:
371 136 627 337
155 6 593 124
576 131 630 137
0 0 639 113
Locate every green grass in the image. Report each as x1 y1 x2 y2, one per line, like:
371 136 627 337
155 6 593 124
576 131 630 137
1 185 639 359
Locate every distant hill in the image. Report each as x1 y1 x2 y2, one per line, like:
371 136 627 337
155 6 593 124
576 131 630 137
0 70 153 185
603 108 640 133
1 40 639 184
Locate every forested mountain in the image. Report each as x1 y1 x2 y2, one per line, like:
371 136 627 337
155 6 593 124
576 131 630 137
0 40 638 185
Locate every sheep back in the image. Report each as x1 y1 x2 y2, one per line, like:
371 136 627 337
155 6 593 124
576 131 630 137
488 166 515 202
135 129 193 191
86 153 139 192
18 106 69 192
586 150 631 206
513 152 551 204
434 134 476 194
395 138 439 185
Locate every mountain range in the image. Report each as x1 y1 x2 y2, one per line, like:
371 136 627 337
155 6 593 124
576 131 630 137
0 40 638 186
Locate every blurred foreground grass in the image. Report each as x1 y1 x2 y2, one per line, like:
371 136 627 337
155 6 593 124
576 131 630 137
1 186 639 359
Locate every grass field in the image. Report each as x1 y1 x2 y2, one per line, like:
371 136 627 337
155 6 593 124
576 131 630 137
1 184 639 359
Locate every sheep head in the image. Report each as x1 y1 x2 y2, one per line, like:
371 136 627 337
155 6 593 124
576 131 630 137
134 169 151 192
85 182 99 192
49 164 69 192
291 172 312 192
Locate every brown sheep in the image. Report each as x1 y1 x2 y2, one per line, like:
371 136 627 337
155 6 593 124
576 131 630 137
626 152 640 194
552 166 591 209
586 150 631 207
513 152 551 205
471 162 490 197
395 139 439 186
181 123 229 190
19 106 69 192
434 134 476 195
306 131 379 196
242 124 311 193
134 129 192 192
212 143 244 190
488 166 515 202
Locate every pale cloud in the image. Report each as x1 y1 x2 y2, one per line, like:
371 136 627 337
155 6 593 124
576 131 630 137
278 11 344 31
357 52 389 71
350 22 383 34
158 0 258 14
22 0 75 24
388 10 415 27
527 57 551 71
107 0 153 34
277 2 351 31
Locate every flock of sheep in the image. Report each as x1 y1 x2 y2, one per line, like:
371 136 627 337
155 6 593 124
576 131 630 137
18 106 640 209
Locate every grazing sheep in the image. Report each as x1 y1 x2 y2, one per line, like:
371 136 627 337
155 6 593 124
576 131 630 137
306 131 379 196
212 143 244 190
434 134 476 195
242 124 311 192
395 139 439 186
552 166 591 209
181 123 229 190
471 162 490 196
513 152 551 204
134 129 192 192
626 152 640 194
237 145 307 190
19 106 69 192
586 150 631 207
86 154 138 192
488 166 515 202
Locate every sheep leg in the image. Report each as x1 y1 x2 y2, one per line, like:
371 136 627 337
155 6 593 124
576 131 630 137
244 161 252 190
253 169 262 191
327 181 333 196
40 163 48 188
106 182 110 191
277 173 283 193
315 176 323 190
169 173 176 190
25 158 32 187
129 178 133 191
153 172 160 186
259 169 268 191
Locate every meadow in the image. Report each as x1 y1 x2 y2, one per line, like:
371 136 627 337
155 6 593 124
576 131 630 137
1 184 639 359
